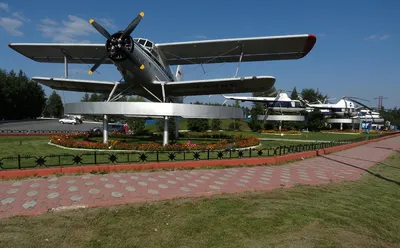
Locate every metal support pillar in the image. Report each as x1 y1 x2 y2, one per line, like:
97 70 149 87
340 122 343 130
278 121 282 131
163 116 169 146
103 114 109 144
160 82 170 146
64 56 68 78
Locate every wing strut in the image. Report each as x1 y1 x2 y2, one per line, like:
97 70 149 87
107 82 120 102
234 44 244 78
64 56 68 78
140 84 163 103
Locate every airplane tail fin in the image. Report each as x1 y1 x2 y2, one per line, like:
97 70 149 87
175 65 183 82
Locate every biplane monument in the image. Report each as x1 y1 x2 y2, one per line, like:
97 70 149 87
8 12 317 145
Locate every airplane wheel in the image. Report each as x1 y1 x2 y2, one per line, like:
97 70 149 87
60 121 64 124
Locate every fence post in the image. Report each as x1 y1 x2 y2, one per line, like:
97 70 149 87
207 150 210 160
156 151 159 162
18 154 21 169
94 151 97 165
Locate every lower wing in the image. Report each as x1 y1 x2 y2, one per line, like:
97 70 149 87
158 76 275 97
32 77 160 102
32 77 121 94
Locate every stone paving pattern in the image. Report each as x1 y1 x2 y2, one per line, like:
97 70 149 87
1 136 399 219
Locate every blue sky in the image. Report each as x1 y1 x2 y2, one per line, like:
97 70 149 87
0 0 399 109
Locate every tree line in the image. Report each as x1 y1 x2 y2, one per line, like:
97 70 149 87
0 69 47 120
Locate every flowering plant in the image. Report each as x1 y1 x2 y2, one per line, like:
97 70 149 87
49 133 260 151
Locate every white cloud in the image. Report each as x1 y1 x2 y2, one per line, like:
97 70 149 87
380 34 390 40
0 3 30 36
365 34 377 40
98 18 117 29
12 12 31 22
365 34 390 40
0 2 9 12
0 17 23 36
41 18 57 26
37 15 118 43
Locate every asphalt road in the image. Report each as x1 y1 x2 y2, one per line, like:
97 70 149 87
0 120 101 132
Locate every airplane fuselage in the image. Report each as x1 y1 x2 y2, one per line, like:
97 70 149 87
110 36 183 103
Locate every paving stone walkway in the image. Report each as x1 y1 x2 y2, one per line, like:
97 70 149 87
1 136 399 219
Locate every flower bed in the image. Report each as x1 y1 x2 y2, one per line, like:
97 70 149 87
321 129 379 134
49 133 260 151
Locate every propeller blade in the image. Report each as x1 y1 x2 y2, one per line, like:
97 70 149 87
120 46 145 70
120 12 144 40
88 53 109 75
89 19 112 40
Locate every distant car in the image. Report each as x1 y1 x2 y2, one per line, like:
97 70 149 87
59 117 79 125
89 123 125 134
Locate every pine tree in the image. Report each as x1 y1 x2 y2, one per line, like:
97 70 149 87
291 87 299 100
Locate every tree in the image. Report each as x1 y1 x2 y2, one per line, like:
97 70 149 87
81 93 90 102
127 96 146 102
248 103 264 131
211 119 221 131
304 109 325 131
187 118 209 132
43 90 64 118
300 88 327 103
127 118 146 134
89 93 103 102
290 87 299 100
0 69 46 120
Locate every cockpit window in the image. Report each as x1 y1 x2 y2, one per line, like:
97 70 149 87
138 39 146 45
145 40 153 47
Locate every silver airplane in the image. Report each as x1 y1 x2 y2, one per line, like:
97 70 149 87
223 91 306 114
8 12 317 105
224 92 364 118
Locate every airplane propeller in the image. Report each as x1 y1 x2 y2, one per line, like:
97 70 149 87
88 12 145 75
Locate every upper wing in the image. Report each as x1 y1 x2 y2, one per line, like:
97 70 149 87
156 34 316 65
8 43 110 64
159 76 275 97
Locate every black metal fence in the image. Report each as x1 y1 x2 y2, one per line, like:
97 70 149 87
0 132 397 170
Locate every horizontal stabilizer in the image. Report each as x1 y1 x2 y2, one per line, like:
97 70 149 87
158 76 275 97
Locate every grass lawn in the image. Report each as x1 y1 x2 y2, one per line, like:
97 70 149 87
0 151 399 247
0 135 308 170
